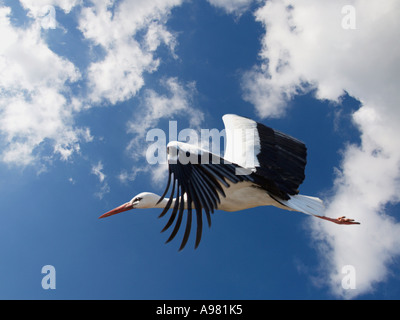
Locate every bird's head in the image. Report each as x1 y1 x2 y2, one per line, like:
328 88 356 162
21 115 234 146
99 192 161 219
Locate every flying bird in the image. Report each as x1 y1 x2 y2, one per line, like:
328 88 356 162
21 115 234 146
99 114 359 250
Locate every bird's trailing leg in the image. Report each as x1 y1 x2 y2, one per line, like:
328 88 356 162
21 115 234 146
314 215 360 225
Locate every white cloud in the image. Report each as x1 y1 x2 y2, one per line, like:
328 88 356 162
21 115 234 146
78 0 182 104
91 161 110 199
0 5 90 166
0 0 184 168
128 77 203 138
123 77 204 184
207 0 255 15
91 161 106 183
243 0 400 298
18 0 80 14
118 165 168 186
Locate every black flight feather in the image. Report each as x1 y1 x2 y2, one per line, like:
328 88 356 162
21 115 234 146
158 147 254 250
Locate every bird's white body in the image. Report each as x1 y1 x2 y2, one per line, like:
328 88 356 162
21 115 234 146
217 182 283 212
131 182 323 215
132 183 283 212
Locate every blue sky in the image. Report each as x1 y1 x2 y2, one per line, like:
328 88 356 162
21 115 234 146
1 0 400 300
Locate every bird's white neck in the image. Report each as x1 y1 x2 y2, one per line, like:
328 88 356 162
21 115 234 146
154 197 174 209
134 192 181 209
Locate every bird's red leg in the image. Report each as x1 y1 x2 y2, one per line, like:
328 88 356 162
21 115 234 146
314 215 360 225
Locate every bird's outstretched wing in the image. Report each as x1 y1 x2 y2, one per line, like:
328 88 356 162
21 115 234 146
157 141 254 250
223 114 307 200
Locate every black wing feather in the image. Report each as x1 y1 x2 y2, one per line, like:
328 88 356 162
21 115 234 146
190 168 212 225
158 147 254 250
158 173 176 218
179 205 192 251
161 183 181 232
253 122 307 200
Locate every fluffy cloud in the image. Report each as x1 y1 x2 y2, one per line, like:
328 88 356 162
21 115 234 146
0 0 184 167
0 5 90 166
91 161 110 199
242 0 400 298
123 77 204 183
127 77 203 138
78 0 182 104
19 0 79 13
207 0 255 15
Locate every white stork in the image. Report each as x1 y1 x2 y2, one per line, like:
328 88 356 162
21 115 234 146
99 114 359 250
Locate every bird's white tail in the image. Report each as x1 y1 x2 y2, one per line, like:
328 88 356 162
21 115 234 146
282 194 325 216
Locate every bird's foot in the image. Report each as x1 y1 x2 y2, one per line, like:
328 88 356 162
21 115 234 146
315 215 360 225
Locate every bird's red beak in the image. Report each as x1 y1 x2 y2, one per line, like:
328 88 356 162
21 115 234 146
99 202 134 219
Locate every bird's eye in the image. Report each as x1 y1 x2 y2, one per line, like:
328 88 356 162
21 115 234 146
133 197 142 203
